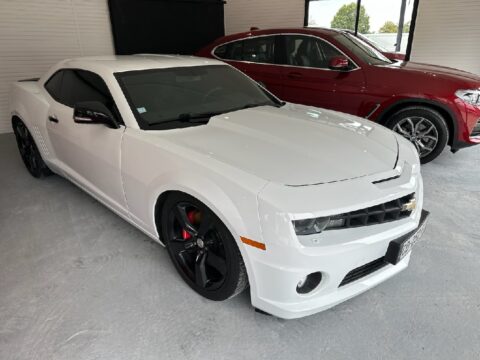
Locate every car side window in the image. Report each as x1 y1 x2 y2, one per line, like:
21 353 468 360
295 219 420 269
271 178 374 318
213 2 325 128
214 36 275 64
213 44 227 58
284 35 350 69
60 70 114 110
242 36 275 63
44 71 66 103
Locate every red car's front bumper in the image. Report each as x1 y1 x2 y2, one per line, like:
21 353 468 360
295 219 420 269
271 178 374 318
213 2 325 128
451 99 480 151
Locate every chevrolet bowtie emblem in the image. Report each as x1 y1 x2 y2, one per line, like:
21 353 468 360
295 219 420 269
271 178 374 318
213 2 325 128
402 198 417 212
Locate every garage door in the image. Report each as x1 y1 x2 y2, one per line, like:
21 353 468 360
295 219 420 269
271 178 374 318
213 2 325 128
0 0 114 134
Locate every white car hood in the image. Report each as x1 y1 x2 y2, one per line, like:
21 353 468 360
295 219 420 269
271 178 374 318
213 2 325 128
167 104 398 186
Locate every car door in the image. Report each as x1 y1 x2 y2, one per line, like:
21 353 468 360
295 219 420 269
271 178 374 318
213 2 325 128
44 69 127 214
213 36 284 98
278 35 366 113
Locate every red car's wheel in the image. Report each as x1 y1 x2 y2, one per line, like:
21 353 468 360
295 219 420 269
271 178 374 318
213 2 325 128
387 106 449 164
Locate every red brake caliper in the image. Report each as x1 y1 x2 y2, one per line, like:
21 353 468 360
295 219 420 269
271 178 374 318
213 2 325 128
182 211 196 240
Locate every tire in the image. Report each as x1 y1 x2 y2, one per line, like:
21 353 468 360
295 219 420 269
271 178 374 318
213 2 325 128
160 192 248 301
12 118 52 178
385 106 449 164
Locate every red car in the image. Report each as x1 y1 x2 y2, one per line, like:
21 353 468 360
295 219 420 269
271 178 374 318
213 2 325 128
197 27 480 163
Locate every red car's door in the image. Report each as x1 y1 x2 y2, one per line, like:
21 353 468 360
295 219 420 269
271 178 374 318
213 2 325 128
211 36 283 98
279 35 339 109
278 35 366 114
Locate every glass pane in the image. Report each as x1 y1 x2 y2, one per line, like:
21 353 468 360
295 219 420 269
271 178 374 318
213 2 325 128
308 1 361 31
116 65 276 129
308 0 415 55
285 35 326 67
44 71 64 102
242 37 275 63
358 0 414 54
61 70 113 110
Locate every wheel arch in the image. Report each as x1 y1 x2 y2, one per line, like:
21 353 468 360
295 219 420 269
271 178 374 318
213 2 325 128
148 171 263 261
376 98 457 146
150 176 260 291
152 185 248 246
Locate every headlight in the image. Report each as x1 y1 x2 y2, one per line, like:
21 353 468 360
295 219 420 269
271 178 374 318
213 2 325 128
455 89 480 106
293 217 345 235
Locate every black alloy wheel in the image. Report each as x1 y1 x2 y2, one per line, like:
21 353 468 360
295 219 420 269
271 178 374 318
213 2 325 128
161 193 248 301
12 119 51 178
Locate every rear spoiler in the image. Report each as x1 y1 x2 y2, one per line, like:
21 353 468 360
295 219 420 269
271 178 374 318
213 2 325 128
18 78 40 82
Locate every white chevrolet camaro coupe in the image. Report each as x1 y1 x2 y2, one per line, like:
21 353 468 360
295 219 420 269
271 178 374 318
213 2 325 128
10 55 429 319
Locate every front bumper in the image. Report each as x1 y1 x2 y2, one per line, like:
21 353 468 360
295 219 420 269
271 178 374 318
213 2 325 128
251 212 425 319
451 100 480 151
246 160 424 319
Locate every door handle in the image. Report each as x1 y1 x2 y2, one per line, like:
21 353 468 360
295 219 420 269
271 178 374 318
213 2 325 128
48 115 58 123
287 72 303 79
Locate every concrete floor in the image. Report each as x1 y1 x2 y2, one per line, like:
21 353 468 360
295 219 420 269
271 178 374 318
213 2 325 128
0 132 479 360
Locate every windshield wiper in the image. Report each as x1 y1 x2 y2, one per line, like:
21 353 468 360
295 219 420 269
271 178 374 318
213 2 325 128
226 101 284 113
148 111 221 127
147 101 285 127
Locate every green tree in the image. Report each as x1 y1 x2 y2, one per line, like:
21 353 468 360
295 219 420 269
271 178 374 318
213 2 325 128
331 3 370 33
403 21 411 33
379 21 398 33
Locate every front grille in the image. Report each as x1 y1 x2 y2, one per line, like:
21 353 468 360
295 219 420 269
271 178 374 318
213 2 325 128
339 257 387 287
327 193 414 230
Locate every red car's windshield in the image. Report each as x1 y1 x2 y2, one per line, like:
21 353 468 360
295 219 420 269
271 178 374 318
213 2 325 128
334 32 393 66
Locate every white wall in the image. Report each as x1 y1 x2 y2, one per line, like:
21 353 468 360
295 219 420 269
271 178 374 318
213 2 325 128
410 0 480 75
0 0 114 134
224 0 305 35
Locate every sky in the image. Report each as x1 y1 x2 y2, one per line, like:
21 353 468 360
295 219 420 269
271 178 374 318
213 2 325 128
308 0 415 33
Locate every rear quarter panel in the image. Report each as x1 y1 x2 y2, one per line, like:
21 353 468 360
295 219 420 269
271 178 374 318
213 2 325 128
10 81 54 164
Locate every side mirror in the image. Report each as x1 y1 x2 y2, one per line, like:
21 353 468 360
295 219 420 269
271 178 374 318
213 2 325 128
73 101 119 129
329 56 350 71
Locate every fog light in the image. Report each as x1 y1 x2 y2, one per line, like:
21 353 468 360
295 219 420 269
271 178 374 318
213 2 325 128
296 272 322 294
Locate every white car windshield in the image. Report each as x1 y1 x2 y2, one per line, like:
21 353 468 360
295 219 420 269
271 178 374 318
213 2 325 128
116 65 280 130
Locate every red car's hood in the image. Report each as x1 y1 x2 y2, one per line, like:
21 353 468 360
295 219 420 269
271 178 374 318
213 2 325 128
388 61 480 84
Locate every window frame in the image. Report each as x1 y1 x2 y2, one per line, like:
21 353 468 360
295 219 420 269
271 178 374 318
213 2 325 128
211 33 360 72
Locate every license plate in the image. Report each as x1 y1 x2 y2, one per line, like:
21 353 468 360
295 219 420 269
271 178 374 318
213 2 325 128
385 210 430 265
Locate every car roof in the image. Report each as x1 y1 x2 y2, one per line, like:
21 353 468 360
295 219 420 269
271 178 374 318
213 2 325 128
210 27 343 45
60 54 224 73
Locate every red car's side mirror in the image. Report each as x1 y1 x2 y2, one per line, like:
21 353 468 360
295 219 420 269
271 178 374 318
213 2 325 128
329 56 350 70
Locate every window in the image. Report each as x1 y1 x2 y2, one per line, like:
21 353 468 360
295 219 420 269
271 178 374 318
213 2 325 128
115 65 278 130
283 35 350 69
44 71 65 103
45 69 120 122
60 70 114 111
307 0 417 55
214 36 275 64
213 44 227 58
242 37 275 63
333 32 391 65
